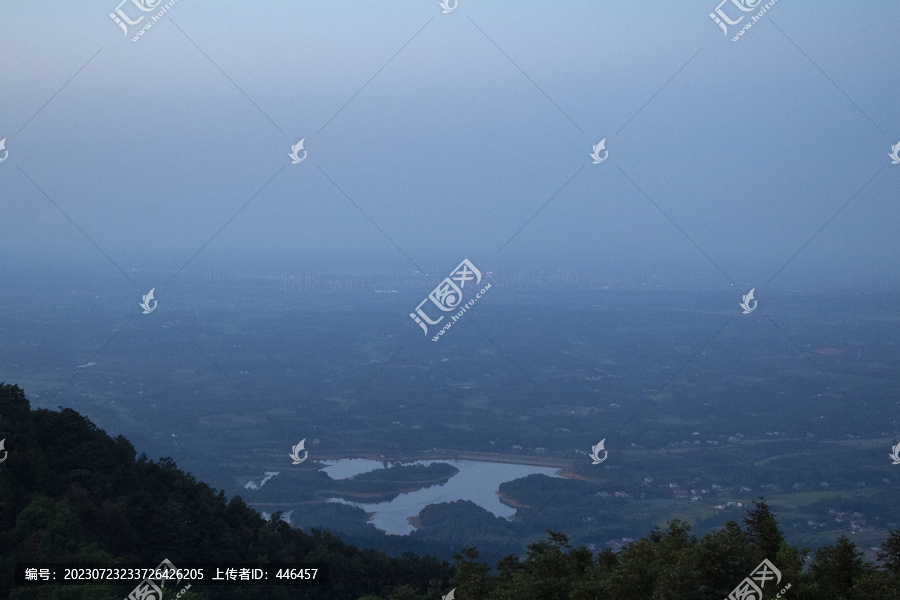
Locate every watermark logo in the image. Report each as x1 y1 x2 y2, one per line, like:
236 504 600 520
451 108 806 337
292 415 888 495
0 138 8 163
290 439 308 464
590 138 608 164
590 439 608 464
740 287 757 314
409 259 491 341
889 141 900 165
709 0 761 34
125 558 183 600
289 139 307 164
140 288 157 314
0 438 7 463
110 0 161 35
439 0 457 13
110 0 180 43
726 558 784 600
442 588 456 600
710 0 780 42
890 443 900 465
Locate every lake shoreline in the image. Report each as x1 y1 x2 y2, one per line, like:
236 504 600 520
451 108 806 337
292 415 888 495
319 457 566 535
309 449 573 471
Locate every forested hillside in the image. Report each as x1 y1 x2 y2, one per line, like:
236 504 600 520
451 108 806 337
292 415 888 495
2 382 900 599
0 383 451 599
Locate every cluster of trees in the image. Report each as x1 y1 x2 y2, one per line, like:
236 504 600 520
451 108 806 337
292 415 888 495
2 382 900 599
441 507 900 600
0 383 451 600
326 462 459 502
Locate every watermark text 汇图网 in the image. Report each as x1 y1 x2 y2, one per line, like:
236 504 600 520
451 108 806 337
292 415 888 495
409 259 491 342
708 0 782 42
109 0 181 42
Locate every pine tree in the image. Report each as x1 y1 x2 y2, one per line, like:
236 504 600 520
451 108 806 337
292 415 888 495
810 535 871 600
743 498 784 561
877 529 900 574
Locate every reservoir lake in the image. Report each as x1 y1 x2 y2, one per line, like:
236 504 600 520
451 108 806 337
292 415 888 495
320 458 564 535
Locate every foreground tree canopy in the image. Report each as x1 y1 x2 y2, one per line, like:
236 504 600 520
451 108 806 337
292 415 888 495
1 383 899 600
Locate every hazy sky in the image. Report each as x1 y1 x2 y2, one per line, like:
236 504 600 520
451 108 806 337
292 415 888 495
1 0 898 288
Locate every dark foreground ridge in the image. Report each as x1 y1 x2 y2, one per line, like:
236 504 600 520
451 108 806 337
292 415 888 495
2 382 900 600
